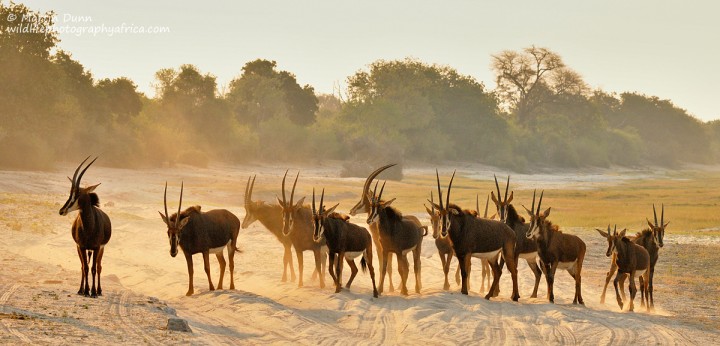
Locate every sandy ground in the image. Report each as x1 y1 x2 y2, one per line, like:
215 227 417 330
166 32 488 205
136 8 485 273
1 162 719 345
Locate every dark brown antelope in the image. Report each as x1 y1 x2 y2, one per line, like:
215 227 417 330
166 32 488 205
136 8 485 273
596 225 650 312
491 175 543 298
524 190 585 304
425 192 460 290
642 203 666 310
311 189 378 297
59 156 112 298
278 171 327 289
367 181 425 296
430 171 520 301
599 205 665 310
159 183 241 296
349 164 424 293
242 175 296 283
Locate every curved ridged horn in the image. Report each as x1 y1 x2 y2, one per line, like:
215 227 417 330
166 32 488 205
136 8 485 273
362 164 395 198
494 174 502 203
281 170 289 206
319 188 325 213
661 204 665 226
504 175 510 203
476 195 479 215
378 181 387 202
484 194 490 218
163 181 169 220
430 191 435 213
435 169 444 210
71 156 91 190
445 170 456 209
289 171 300 207
312 188 317 215
175 181 184 228
536 190 544 216
653 204 658 227
75 156 98 190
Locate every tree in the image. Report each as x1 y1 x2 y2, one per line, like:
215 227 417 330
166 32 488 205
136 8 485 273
96 77 143 122
226 59 318 127
491 46 587 123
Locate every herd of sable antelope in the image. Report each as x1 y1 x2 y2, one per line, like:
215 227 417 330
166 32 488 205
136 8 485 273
59 157 668 313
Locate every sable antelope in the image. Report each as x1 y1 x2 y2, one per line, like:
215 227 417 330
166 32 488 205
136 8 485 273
349 164 424 293
491 175 543 298
59 156 112 298
596 225 650 312
242 175 296 282
159 183 241 296
311 189 378 297
599 205 665 310
278 171 327 289
642 204 666 310
426 192 461 291
524 190 585 304
430 171 520 301
427 193 495 292
367 181 425 296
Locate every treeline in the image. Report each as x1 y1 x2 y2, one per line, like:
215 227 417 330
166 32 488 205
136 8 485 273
1 2 719 171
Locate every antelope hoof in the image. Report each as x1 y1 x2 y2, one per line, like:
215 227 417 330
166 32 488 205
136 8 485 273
461 289 469 295
389 284 395 293
484 293 492 300
230 283 235 290
185 290 194 296
512 294 520 302
530 294 538 298
401 288 409 296
97 288 103 296
373 291 379 298
335 286 342 294
217 285 223 290
443 283 450 291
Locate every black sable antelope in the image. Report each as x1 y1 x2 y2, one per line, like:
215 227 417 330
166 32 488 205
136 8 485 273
596 225 650 312
311 189 378 297
59 156 111 298
491 175 543 298
599 204 665 310
279 171 327 289
367 181 425 296
425 192 460 290
524 191 586 304
242 175 296 283
430 171 520 301
349 164 424 293
159 183 241 296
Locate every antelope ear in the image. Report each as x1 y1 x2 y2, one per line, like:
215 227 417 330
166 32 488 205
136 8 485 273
158 211 169 226
67 176 73 183
325 203 339 214
542 207 551 218
424 205 433 215
663 222 670 228
490 191 499 204
294 197 306 209
85 183 101 193
178 216 190 230
383 198 396 206
276 196 284 207
506 191 514 204
595 229 609 238
522 205 533 217
619 229 627 237
449 208 460 215
646 218 654 228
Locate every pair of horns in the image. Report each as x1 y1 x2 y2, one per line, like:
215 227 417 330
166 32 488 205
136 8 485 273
70 156 98 191
281 170 299 207
431 169 456 210
244 175 256 205
652 203 665 227
361 164 396 202
493 174 511 204
312 188 325 215
523 189 544 217
162 181 184 228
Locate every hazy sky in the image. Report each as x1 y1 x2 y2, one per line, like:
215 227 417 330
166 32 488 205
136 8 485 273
20 0 720 121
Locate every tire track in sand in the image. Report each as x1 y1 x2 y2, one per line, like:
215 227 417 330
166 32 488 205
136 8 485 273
0 284 32 344
109 290 162 345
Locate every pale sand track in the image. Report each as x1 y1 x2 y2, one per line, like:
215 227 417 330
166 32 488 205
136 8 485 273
0 163 718 344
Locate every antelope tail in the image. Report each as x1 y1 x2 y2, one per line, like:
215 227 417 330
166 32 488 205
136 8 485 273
361 256 368 273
